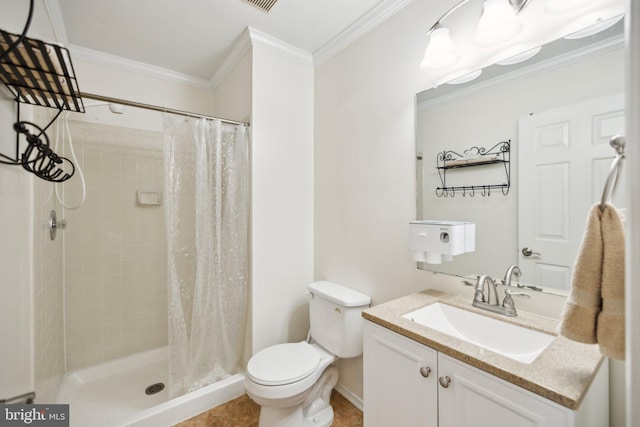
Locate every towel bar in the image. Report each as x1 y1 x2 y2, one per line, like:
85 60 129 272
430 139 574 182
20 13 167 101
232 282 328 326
600 135 626 211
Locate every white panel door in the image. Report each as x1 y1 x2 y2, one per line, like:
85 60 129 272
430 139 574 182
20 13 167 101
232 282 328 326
518 94 625 291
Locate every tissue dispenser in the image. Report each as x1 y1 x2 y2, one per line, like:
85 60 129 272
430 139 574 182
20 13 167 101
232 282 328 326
409 220 475 264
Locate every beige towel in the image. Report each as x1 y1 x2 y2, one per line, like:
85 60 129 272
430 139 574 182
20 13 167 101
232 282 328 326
597 204 626 359
558 203 625 360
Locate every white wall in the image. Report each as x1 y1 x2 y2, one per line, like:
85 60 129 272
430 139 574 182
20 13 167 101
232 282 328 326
250 34 315 353
0 0 48 402
0 98 34 401
315 0 463 399
74 60 214 117
214 51 252 124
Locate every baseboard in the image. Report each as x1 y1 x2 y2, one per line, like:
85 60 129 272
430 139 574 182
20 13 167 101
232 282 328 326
334 383 363 412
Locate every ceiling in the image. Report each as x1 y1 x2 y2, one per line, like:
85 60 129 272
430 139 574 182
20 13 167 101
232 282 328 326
25 0 409 84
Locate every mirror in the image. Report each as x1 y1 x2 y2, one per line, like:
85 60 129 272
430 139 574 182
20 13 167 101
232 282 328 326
415 22 625 294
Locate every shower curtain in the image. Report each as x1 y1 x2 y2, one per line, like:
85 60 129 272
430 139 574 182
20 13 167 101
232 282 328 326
163 115 249 397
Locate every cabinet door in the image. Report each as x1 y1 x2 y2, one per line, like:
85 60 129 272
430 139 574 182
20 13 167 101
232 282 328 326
363 321 438 427
437 353 572 427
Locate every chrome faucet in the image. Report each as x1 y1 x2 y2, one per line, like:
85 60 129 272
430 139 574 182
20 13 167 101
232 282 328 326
472 272 530 317
473 275 499 305
502 265 522 287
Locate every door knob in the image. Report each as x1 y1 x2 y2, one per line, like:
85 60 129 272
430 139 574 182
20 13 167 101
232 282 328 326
419 367 431 378
521 247 541 257
439 376 451 388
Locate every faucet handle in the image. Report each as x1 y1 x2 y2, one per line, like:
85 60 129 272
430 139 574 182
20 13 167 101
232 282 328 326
502 288 530 316
504 288 530 298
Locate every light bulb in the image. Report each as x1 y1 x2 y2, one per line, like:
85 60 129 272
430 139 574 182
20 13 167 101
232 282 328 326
420 27 459 71
474 0 523 46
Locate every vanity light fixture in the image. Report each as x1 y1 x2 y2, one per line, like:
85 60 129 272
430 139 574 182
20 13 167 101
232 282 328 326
446 69 483 85
496 45 542 65
474 0 524 46
419 0 624 87
563 14 624 39
419 27 459 71
545 0 591 13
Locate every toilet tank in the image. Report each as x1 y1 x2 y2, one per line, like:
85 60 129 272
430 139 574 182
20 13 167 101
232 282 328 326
308 281 371 358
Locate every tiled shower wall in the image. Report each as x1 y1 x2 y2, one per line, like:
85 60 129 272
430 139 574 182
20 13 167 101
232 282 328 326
63 121 167 371
33 166 65 403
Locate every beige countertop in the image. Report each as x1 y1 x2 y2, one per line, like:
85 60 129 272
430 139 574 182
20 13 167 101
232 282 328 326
362 289 604 410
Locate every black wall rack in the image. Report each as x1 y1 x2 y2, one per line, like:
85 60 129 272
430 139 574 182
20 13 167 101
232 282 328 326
0 27 84 182
0 28 84 113
436 140 511 197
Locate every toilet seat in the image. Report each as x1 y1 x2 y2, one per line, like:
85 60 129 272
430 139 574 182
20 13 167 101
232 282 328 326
247 342 320 386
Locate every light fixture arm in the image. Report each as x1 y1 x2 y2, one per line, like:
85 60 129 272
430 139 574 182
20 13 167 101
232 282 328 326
509 0 531 13
426 0 531 36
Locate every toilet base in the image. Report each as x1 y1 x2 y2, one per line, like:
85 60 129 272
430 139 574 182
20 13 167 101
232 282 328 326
257 366 338 427
259 405 304 427
302 405 334 427
258 405 334 427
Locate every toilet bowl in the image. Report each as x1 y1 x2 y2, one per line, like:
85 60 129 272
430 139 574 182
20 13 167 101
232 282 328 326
246 342 338 426
244 281 371 427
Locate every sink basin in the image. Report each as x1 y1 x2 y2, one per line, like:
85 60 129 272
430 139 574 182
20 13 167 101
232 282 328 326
402 303 554 364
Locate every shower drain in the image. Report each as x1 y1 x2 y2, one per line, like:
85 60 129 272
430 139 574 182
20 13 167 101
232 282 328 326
145 382 165 395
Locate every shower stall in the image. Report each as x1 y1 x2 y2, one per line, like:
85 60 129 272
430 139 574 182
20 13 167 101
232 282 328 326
40 100 250 426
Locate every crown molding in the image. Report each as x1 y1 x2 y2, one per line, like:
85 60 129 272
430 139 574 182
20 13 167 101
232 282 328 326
313 0 412 66
209 29 253 89
210 27 313 89
247 27 313 66
68 44 213 90
43 0 68 44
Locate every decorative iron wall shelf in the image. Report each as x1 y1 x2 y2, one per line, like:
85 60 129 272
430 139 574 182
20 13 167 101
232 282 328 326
436 140 510 197
0 28 84 112
0 27 84 182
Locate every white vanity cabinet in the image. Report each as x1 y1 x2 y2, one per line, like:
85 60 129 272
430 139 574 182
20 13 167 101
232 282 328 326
363 320 439 426
363 320 607 427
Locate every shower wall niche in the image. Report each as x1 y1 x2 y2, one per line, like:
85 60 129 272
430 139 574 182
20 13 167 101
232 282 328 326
62 121 167 371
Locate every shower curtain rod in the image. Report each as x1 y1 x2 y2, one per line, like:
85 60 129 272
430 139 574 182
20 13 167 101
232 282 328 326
80 92 249 126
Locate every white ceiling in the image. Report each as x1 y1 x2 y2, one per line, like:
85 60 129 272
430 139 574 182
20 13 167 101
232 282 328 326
36 0 409 82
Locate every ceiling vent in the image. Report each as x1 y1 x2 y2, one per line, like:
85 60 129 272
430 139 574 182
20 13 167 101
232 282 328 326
243 0 278 13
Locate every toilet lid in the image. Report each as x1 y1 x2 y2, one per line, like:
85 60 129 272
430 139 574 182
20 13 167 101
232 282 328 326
247 342 320 386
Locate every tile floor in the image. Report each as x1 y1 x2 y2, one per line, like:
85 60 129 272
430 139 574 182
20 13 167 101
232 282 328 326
175 390 363 426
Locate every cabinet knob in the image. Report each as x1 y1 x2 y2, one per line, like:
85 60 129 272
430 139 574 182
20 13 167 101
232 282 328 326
419 366 431 378
438 376 452 388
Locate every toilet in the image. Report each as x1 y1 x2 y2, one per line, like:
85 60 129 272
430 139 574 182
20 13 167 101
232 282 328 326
244 281 371 427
